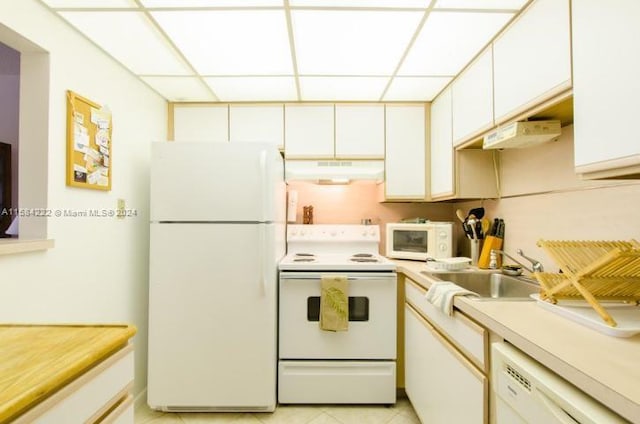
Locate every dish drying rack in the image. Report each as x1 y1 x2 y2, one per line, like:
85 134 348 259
534 239 640 327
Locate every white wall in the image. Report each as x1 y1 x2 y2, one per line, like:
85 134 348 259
0 41 19 211
0 0 167 395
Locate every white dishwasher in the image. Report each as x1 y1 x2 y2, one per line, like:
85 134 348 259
492 343 629 424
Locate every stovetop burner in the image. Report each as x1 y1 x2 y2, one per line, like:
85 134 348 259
350 257 380 263
280 225 396 272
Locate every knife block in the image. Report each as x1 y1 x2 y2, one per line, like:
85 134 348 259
478 236 503 269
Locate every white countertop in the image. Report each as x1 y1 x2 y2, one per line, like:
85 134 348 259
394 259 640 424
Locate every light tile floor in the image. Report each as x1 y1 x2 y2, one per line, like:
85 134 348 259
135 398 421 424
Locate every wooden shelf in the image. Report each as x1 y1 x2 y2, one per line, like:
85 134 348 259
0 239 54 256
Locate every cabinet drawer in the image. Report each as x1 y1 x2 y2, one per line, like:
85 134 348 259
102 394 133 424
405 278 487 372
14 344 134 424
278 361 396 404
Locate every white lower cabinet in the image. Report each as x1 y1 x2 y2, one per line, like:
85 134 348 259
405 303 487 424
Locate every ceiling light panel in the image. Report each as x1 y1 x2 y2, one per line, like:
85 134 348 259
292 10 424 75
140 0 283 7
399 11 512 75
42 0 136 8
152 10 292 75
59 11 191 75
384 76 452 101
204 77 297 101
435 0 527 9
299 77 388 101
141 76 216 101
289 0 429 7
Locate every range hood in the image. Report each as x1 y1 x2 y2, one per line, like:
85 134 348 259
285 160 384 183
483 120 561 149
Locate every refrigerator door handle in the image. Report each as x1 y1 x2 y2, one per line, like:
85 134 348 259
259 224 267 297
260 150 268 223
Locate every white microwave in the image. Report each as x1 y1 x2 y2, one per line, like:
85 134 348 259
386 222 453 261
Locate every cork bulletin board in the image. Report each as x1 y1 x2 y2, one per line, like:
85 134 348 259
66 90 112 190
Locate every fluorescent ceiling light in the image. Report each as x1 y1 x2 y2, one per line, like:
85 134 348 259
140 0 283 7
152 10 292 75
299 77 388 101
42 0 136 8
204 77 297 101
292 10 423 75
384 76 452 101
59 11 191 75
435 0 527 9
141 76 216 101
289 0 429 7
399 11 512 75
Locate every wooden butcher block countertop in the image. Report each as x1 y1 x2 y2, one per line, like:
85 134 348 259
0 324 136 423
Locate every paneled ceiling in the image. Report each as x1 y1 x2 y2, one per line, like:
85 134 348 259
40 0 529 102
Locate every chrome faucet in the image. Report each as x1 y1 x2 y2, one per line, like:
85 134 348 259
490 249 544 273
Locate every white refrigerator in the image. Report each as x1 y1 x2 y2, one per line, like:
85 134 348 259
147 141 286 412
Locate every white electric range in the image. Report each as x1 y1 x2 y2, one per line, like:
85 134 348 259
278 224 397 405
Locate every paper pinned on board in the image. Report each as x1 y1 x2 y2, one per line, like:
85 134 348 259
91 106 111 130
74 123 89 151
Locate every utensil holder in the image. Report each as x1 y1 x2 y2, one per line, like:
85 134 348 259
470 239 480 266
478 235 503 269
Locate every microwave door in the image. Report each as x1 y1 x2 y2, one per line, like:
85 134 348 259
394 230 428 254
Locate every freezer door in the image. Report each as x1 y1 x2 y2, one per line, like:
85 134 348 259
147 222 281 410
150 142 284 222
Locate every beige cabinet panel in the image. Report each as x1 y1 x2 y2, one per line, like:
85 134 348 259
452 47 494 146
405 304 487 424
229 105 284 148
284 105 334 158
572 0 640 178
384 105 426 200
493 0 571 123
430 87 454 199
335 104 385 158
431 88 498 201
173 105 228 142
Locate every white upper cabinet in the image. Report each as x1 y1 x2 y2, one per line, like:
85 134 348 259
430 87 454 199
172 105 228 142
452 47 494 147
335 105 385 158
384 104 426 200
493 0 571 123
229 105 284 148
284 104 334 158
572 0 640 178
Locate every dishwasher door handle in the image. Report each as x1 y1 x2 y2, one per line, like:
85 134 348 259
536 389 579 424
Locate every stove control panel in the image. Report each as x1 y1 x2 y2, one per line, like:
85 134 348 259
287 224 379 242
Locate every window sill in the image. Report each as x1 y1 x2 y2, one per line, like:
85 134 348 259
0 239 55 256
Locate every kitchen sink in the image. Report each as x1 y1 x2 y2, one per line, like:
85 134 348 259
420 271 540 301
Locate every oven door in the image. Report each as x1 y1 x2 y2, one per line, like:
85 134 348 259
279 272 396 360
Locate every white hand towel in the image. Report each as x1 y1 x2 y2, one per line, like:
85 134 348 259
424 281 479 316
